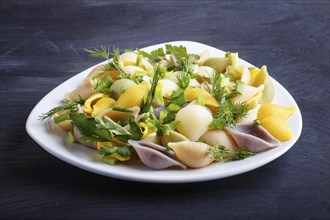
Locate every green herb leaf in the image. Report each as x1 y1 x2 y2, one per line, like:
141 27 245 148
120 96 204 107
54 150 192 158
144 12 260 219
39 98 84 121
84 45 111 60
95 75 113 94
165 44 189 58
128 116 143 140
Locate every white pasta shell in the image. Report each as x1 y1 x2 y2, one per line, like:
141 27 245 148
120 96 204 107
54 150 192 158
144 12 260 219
119 52 138 66
65 81 95 101
188 79 201 87
237 65 251 85
168 141 214 168
200 129 237 152
83 65 104 84
158 79 179 98
231 84 264 103
109 79 136 100
175 104 213 141
195 50 210 65
197 66 215 78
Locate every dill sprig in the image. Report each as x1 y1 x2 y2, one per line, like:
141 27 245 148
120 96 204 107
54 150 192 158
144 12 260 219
210 101 249 129
39 98 84 121
203 72 227 104
207 144 255 162
84 45 111 60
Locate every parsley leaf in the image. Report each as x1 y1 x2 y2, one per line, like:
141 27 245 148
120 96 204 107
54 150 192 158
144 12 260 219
165 44 189 58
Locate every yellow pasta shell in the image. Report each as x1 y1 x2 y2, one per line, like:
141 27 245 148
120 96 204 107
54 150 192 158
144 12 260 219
82 93 107 114
257 103 296 120
236 65 251 85
246 92 263 109
248 67 260 81
203 57 231 73
231 84 264 104
168 141 213 168
250 65 268 87
110 79 136 100
184 87 219 108
91 97 116 116
261 117 293 141
115 84 150 108
97 106 140 122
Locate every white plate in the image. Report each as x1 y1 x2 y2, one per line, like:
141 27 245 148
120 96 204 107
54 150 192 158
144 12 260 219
26 41 302 183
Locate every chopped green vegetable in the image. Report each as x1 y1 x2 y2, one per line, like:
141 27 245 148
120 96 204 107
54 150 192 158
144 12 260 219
101 156 117 165
112 106 134 112
95 75 113 94
54 112 70 124
235 80 244 94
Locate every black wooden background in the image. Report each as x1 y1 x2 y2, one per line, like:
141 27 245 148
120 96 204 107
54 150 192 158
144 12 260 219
1 1 329 219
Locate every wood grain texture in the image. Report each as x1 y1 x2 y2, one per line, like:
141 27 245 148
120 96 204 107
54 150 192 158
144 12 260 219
1 0 329 219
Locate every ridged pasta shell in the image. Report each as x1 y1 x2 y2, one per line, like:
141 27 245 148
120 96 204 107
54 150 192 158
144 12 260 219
188 79 201 87
115 83 150 108
128 140 186 169
197 66 215 78
261 117 293 141
225 123 280 153
158 79 179 98
91 97 116 116
184 87 219 108
260 76 275 103
161 130 189 146
175 104 213 141
168 141 213 168
83 65 105 84
195 50 210 65
65 81 95 101
230 84 264 104
200 129 237 152
203 57 231 73
257 103 296 120
250 65 267 87
109 79 136 100
97 106 140 122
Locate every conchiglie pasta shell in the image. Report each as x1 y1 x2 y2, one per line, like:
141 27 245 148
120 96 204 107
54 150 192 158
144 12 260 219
82 93 107 114
97 106 140 122
184 87 219 108
236 65 251 85
195 50 210 65
203 57 231 73
200 129 237 152
119 52 138 66
158 79 179 98
224 123 280 153
175 104 213 141
168 141 213 168
161 130 189 146
188 79 201 87
197 66 215 78
246 91 263 109
248 67 260 81
250 65 268 87
65 81 95 101
91 97 116 116
260 76 275 103
84 65 105 84
115 84 150 108
261 117 293 141
110 79 136 100
230 84 264 104
257 103 296 120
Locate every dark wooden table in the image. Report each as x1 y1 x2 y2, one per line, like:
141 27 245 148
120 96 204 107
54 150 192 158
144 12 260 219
1 1 329 219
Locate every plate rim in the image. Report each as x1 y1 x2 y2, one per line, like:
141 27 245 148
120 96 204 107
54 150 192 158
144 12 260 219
26 40 303 183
